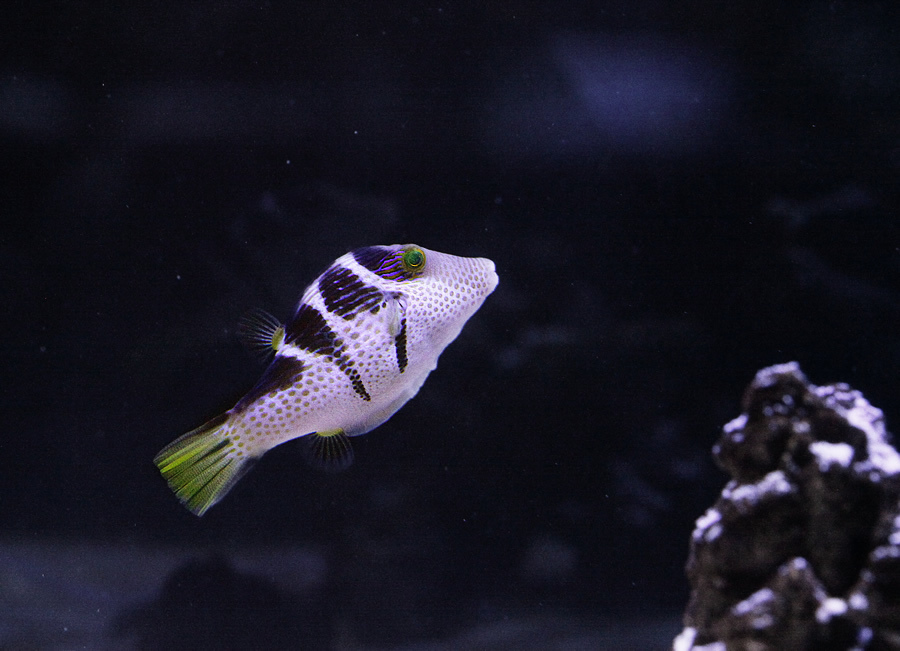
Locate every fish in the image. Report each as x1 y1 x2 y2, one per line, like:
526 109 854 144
154 244 499 516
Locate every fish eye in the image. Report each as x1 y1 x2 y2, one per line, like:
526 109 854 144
401 247 426 273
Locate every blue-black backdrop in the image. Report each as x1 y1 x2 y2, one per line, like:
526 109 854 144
2 2 899 648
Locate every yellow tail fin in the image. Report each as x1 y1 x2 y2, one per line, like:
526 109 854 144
153 413 254 516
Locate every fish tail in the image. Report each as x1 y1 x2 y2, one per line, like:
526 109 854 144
153 413 255 516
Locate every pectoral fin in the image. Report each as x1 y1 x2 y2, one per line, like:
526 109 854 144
384 293 407 337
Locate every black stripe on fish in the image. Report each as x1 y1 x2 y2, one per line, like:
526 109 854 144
286 304 371 401
353 246 392 273
318 265 384 319
234 356 307 412
352 246 416 282
394 315 408 372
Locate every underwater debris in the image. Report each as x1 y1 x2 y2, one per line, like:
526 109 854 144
675 362 900 650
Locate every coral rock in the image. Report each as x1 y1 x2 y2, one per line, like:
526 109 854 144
675 362 900 650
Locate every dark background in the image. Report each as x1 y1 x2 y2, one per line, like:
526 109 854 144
2 2 899 649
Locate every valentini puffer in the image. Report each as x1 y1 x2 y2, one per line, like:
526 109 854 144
154 244 498 515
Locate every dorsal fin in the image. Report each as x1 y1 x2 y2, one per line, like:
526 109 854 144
238 308 285 360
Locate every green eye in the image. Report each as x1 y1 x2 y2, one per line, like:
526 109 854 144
401 247 426 273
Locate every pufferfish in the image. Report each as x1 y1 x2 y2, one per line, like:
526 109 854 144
154 244 498 516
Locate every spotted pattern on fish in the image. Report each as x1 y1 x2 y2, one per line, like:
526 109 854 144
234 356 306 413
154 244 499 516
286 304 370 400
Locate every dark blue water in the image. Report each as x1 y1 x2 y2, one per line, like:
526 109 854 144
2 3 899 649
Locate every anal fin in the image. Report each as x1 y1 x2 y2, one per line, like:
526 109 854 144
300 429 354 472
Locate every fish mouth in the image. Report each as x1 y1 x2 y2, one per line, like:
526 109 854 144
480 258 499 294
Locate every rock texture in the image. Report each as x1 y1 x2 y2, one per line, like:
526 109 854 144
675 362 900 650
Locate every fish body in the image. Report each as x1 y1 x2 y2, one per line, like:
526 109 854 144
154 244 498 515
